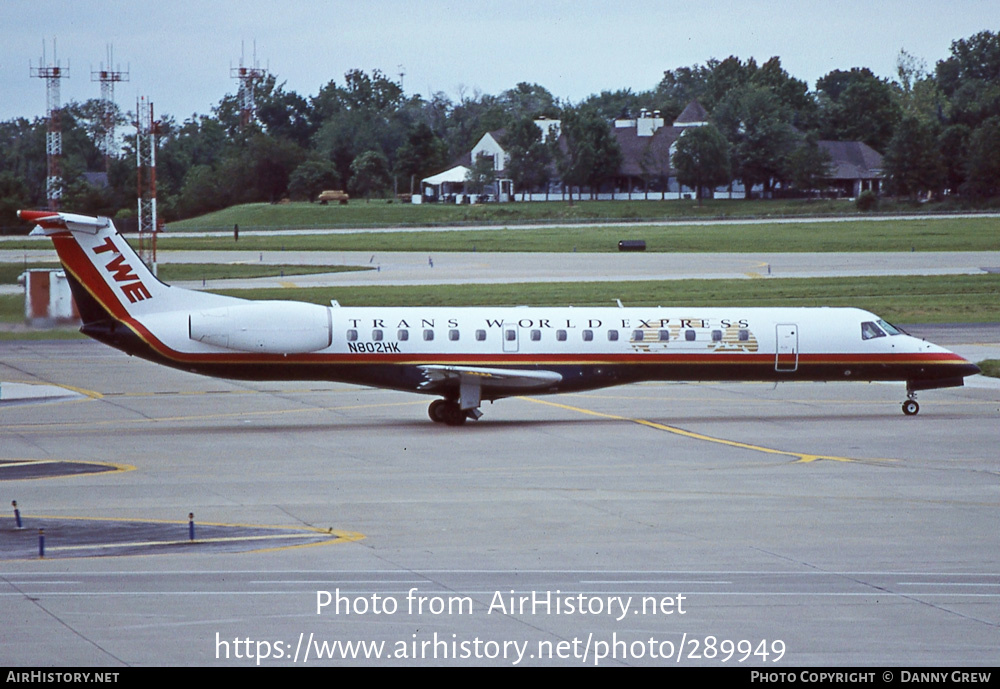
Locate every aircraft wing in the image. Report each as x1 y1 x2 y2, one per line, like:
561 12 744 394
417 365 562 393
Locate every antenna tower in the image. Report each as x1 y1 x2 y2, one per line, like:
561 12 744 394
30 39 69 209
135 97 160 273
230 42 267 128
91 45 129 170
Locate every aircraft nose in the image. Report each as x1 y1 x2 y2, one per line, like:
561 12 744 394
960 361 982 377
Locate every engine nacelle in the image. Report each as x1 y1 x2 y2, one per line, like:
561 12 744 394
188 301 332 354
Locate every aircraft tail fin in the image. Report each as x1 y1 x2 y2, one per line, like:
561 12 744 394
18 210 227 327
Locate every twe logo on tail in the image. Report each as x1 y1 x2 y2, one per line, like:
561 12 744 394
92 236 152 303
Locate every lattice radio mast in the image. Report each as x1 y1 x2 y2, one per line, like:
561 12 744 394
135 97 160 273
30 39 69 210
231 41 267 128
91 45 129 171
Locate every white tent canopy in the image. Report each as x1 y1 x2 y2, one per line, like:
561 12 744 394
420 165 470 203
422 165 469 186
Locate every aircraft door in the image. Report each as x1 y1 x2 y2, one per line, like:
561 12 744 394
775 323 798 372
502 323 519 353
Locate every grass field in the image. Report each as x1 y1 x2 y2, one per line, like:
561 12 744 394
0 263 371 285
163 198 996 232
139 216 1000 254
165 199 871 230
978 360 1000 378
5 207 998 254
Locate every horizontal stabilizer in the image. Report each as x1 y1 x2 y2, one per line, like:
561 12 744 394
19 210 110 235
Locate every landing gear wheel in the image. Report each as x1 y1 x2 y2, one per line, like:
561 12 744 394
428 399 466 426
902 399 919 416
428 399 447 423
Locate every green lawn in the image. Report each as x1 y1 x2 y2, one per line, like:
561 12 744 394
5 210 998 253
977 360 1000 378
164 198 995 232
0 262 371 285
166 199 874 231
141 216 1000 253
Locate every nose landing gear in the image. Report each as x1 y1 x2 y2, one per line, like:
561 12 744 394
902 388 919 416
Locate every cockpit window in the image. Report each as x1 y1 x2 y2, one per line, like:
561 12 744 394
861 321 886 340
876 319 905 336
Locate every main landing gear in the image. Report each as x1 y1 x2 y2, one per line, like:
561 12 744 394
428 399 482 426
902 389 919 416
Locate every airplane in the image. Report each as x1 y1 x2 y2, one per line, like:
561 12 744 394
19 209 981 425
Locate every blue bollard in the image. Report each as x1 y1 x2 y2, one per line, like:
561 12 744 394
12 500 22 529
189 513 195 541
38 528 45 558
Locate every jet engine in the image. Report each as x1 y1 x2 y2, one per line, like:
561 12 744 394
188 301 332 354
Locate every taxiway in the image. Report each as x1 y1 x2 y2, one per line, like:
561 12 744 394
1 338 998 666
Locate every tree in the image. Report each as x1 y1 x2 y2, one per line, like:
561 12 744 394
256 82 316 148
938 123 971 194
656 64 711 122
936 31 1000 128
671 124 731 205
786 135 833 197
502 117 553 200
394 123 449 194
349 150 391 201
555 108 622 201
961 116 1000 199
817 68 900 150
498 82 559 120
883 116 945 200
247 133 306 202
464 152 497 196
895 50 945 125
713 85 798 197
0 171 31 225
703 56 757 111
288 159 340 201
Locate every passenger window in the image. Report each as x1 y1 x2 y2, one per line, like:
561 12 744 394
582 329 593 341
632 330 644 341
530 330 541 341
423 329 434 341
608 330 619 341
449 329 459 341
475 329 486 341
555 330 566 341
658 330 669 342
372 329 383 341
738 329 749 341
398 329 409 341
685 329 696 341
505 329 516 341
712 330 722 342
347 329 358 341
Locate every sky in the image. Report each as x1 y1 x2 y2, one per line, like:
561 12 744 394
1 0 996 123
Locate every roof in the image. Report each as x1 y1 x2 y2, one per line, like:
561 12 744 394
818 141 884 180
612 125 682 177
674 100 708 125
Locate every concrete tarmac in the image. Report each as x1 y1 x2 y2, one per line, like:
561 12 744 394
4 249 999 297
1 338 998 666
